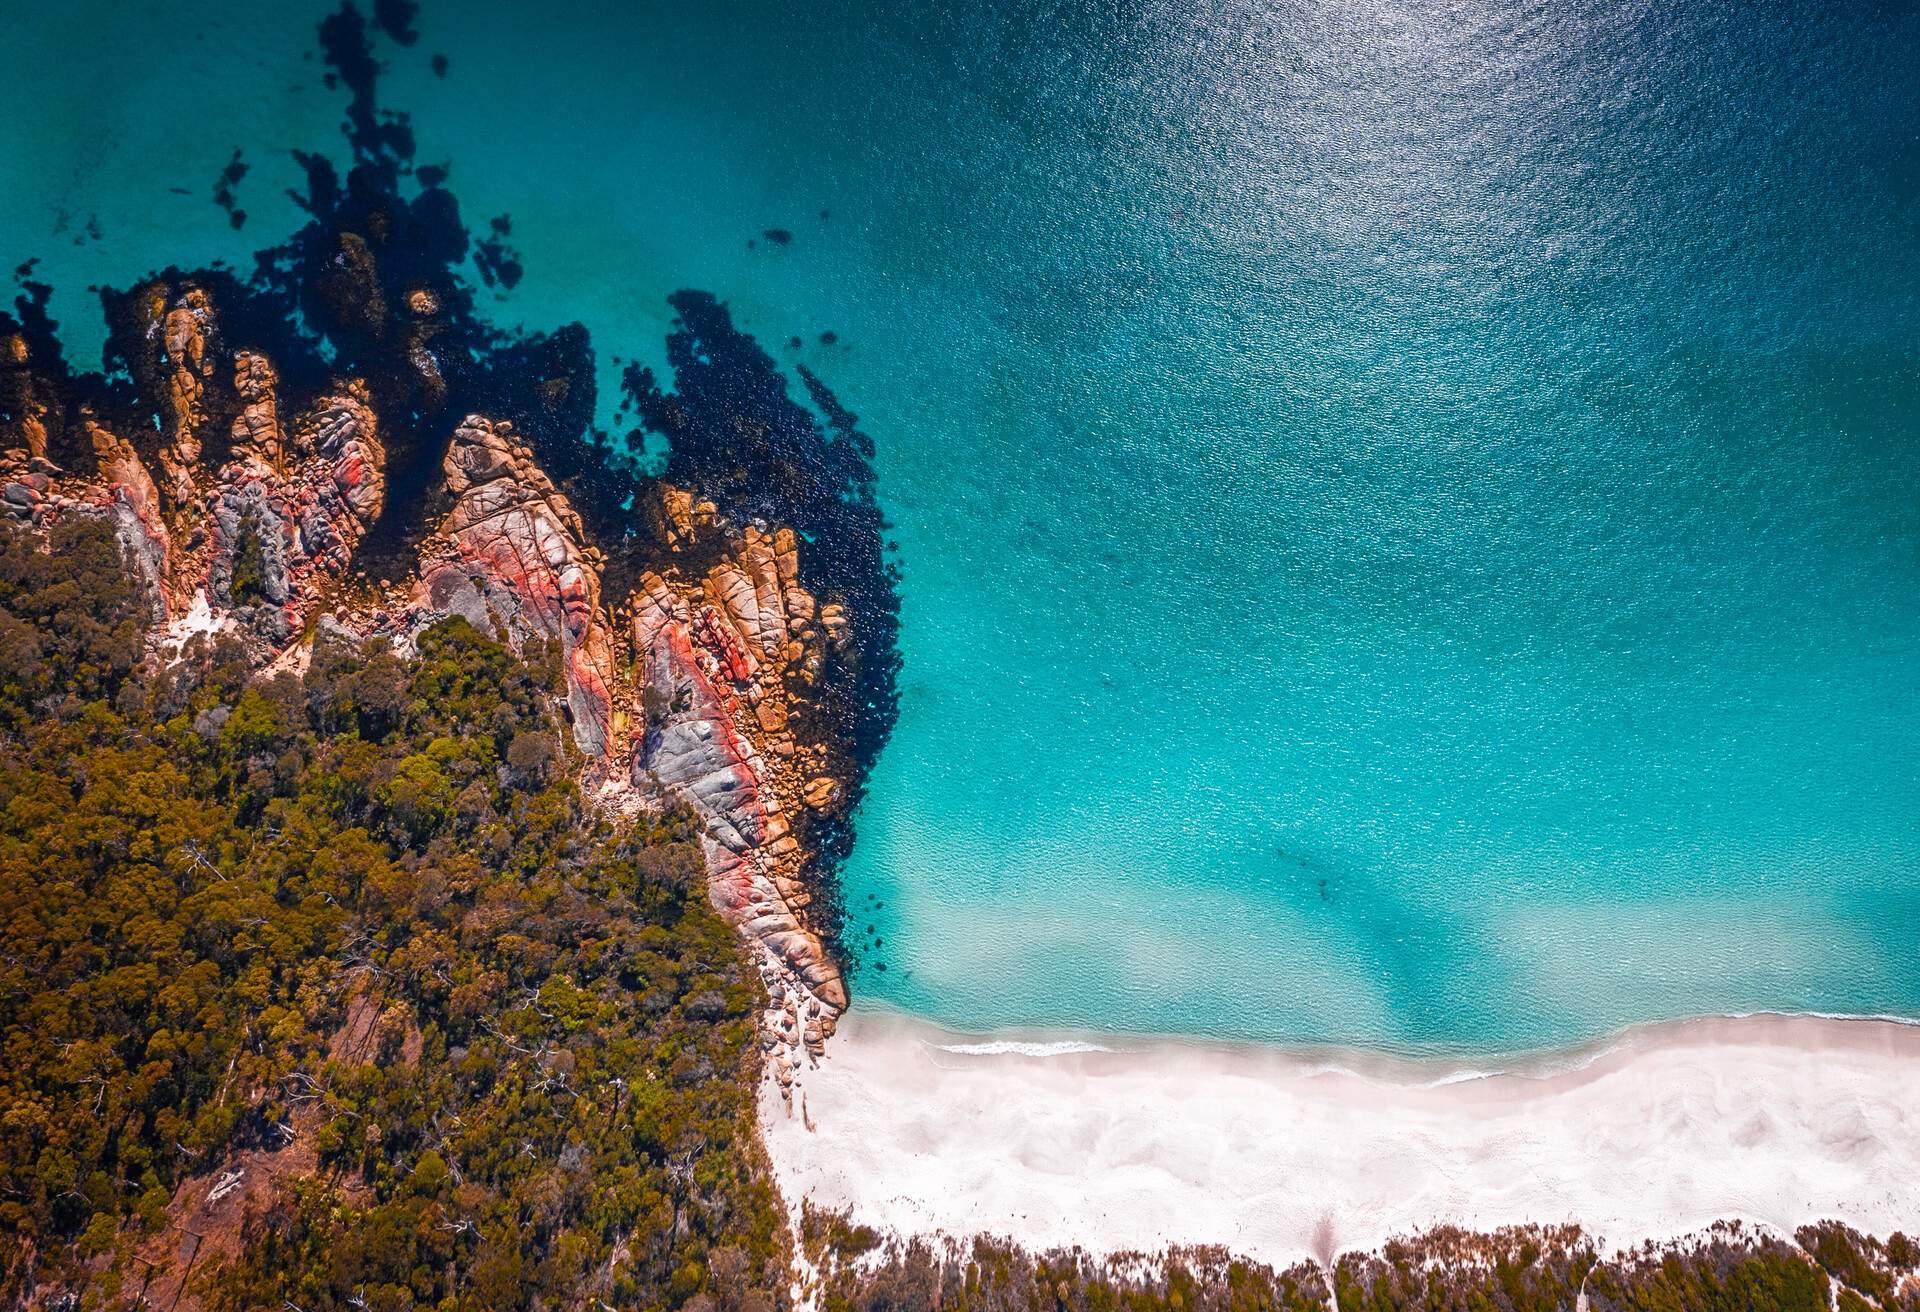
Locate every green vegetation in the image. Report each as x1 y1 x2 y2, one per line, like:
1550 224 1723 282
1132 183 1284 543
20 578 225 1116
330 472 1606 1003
0 515 149 723
226 527 268 608
0 517 783 1310
1586 1232 1831 1312
800 1222 1332 1312
1333 1226 1595 1311
805 1213 1920 1312
1796 1223 1920 1312
800 1206 1336 1312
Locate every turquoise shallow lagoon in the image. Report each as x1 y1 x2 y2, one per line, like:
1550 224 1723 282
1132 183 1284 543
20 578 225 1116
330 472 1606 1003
8 0 1918 1051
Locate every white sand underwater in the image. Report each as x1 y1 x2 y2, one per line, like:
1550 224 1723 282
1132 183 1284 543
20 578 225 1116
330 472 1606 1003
761 1009 1920 1263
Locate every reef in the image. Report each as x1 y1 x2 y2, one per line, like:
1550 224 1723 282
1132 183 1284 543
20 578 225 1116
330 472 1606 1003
0 0 896 1076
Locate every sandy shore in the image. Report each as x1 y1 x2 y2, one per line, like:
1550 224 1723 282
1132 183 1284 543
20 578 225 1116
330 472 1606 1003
760 1008 1920 1264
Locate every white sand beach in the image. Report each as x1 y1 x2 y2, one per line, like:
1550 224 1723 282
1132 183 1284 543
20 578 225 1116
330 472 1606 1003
761 1008 1920 1264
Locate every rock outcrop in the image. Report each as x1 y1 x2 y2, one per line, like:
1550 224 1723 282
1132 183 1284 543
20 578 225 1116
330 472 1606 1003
3 280 871 1078
412 415 618 757
3 326 176 607
3 289 390 653
156 286 216 504
628 514 849 1064
200 383 387 645
1 409 173 617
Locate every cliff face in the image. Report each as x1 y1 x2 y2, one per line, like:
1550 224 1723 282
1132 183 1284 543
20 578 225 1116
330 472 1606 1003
1 276 879 1074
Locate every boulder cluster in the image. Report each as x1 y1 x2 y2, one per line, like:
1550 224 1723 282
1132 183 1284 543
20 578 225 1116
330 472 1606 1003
2 295 386 649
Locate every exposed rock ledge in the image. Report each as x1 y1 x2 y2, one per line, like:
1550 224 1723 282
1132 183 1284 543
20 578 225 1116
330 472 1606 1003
1 283 864 1077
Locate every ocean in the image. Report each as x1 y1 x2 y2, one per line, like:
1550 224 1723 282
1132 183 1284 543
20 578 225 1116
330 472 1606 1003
8 0 1918 1052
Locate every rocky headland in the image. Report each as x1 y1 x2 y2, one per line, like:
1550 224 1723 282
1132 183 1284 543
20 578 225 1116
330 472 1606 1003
0 1 895 1086
10 9 1920 1312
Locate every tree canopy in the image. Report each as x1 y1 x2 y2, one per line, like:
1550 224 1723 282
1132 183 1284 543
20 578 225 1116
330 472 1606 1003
0 517 783 1310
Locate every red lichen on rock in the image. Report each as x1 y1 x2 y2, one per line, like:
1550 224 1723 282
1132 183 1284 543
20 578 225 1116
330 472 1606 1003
412 414 618 758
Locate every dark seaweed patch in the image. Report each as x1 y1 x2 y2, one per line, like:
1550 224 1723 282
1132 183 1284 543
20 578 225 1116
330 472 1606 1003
373 0 419 45
474 213 523 289
213 148 250 229
317 2 414 167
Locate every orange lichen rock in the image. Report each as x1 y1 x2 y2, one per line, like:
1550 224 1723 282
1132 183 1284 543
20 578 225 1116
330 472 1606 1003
412 415 618 758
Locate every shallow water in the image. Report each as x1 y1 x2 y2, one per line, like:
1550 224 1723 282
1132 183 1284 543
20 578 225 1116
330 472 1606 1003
8 0 1918 1051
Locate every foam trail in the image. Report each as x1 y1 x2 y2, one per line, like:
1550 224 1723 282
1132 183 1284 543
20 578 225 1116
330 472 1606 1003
933 1039 1117 1057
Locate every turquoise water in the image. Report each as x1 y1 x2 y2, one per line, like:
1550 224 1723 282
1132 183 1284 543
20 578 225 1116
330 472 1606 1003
9 0 1919 1051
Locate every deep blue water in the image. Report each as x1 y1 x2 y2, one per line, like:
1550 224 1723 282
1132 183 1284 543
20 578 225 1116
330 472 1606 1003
8 0 1919 1051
